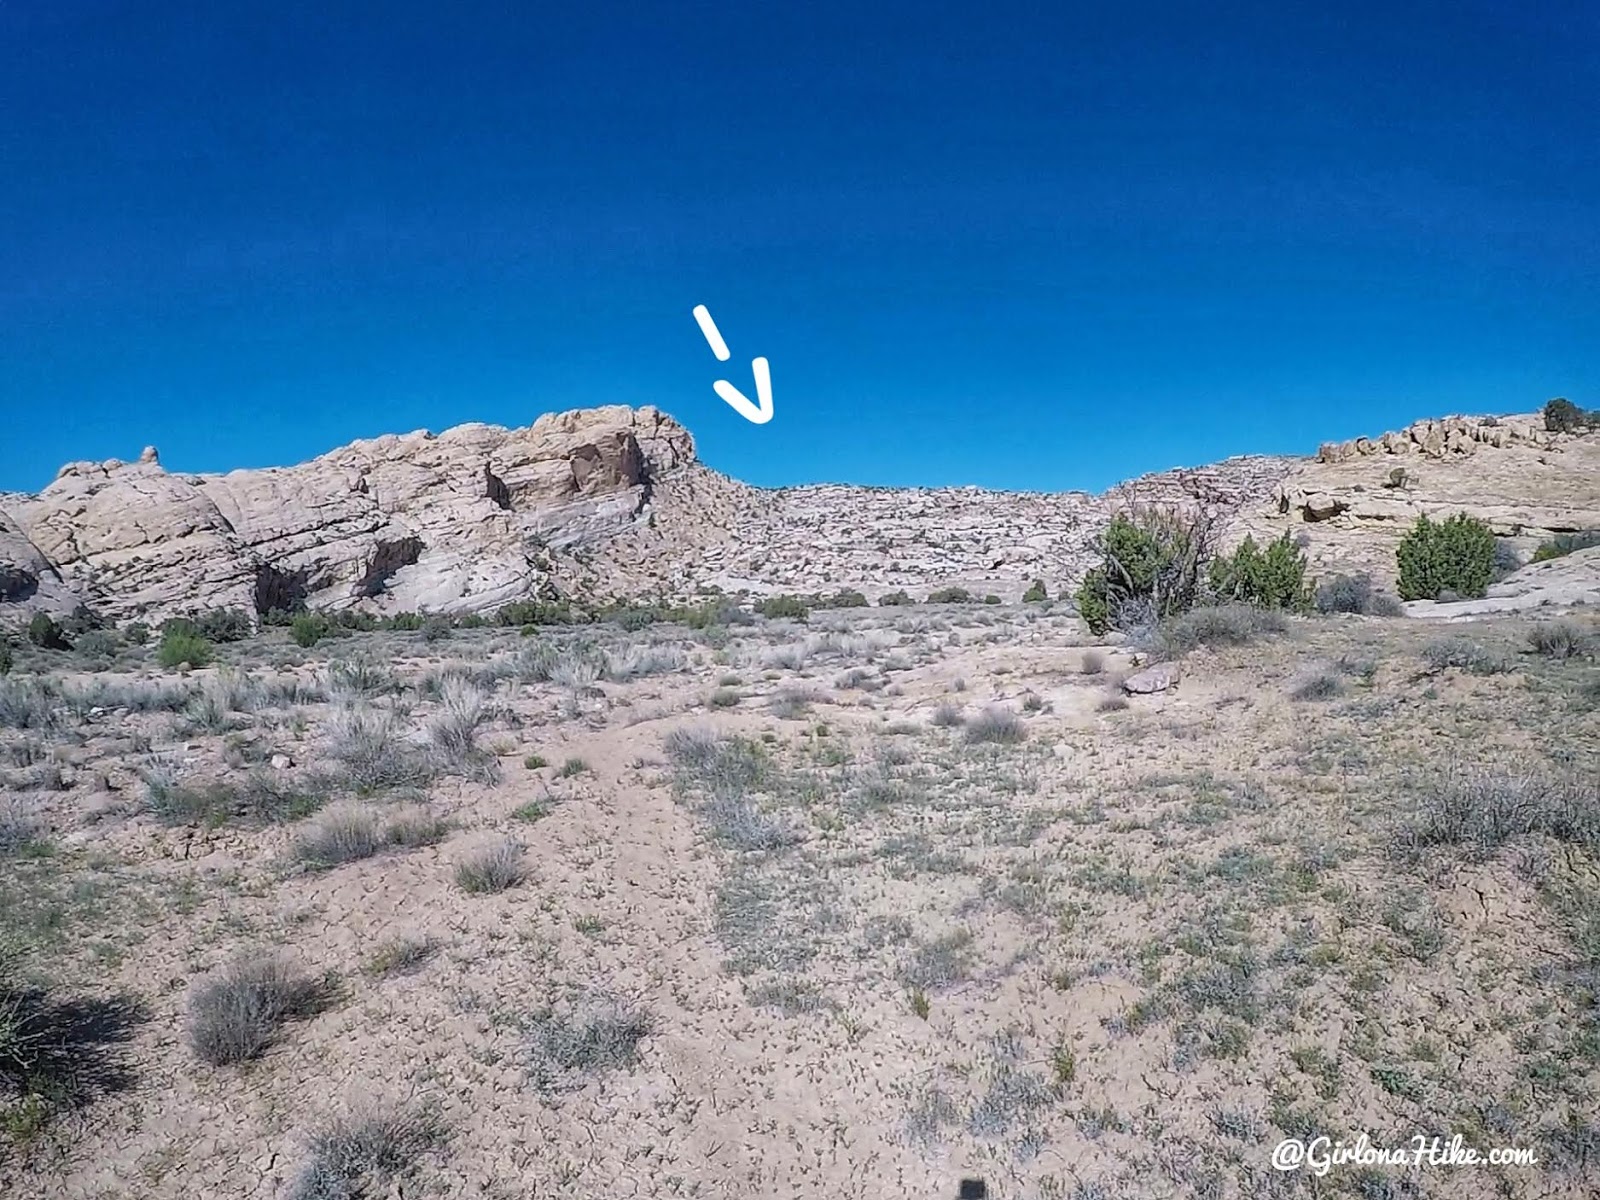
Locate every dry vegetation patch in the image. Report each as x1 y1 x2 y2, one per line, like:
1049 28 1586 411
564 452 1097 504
0 605 1595 1197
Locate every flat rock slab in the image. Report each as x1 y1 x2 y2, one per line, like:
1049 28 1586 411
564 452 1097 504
1123 663 1181 694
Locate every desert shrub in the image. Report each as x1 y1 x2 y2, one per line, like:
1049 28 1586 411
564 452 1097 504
1080 650 1105 675
524 995 654 1095
72 629 119 661
664 598 745 629
364 936 436 977
964 707 1025 744
768 687 819 719
325 657 396 700
26 614 69 651
0 797 43 855
1096 692 1129 712
930 702 965 727
1290 671 1342 701
0 968 144 1146
1531 531 1600 563
812 589 869 609
1022 580 1048 603
121 621 150 646
1075 508 1217 635
1158 604 1287 655
1543 397 1596 433
983 594 1001 604
424 678 497 777
384 611 424 631
603 604 661 631
877 590 914 607
1208 534 1309 611
1396 513 1496 601
1313 573 1405 617
453 838 526 894
757 594 810 620
0 639 11 677
186 954 328 1065
497 599 581 627
289 802 445 870
602 643 686 680
663 729 790 848
289 614 331 648
157 628 213 670
419 616 452 643
709 687 741 708
926 587 972 604
1528 621 1593 661
328 706 434 793
1419 636 1512 675
285 1102 446 1200
144 773 239 826
1401 767 1598 858
194 609 253 643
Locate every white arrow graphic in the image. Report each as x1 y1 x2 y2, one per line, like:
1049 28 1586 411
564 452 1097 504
692 304 773 425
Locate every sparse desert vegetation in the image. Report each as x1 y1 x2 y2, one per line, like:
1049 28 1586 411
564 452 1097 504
0 587 1596 1199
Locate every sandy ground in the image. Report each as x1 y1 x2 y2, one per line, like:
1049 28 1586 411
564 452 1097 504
2 603 1597 1199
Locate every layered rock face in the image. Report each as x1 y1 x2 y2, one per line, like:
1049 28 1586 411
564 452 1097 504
0 406 693 621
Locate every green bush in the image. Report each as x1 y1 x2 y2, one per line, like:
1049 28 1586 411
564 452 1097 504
1208 534 1310 611
1022 580 1048 603
811 589 868 609
122 621 150 646
757 595 810 620
1396 513 1496 601
982 594 1001 605
1543 398 1595 434
877 590 914 607
671 599 743 628
158 629 214 669
289 614 330 648
385 612 424 631
1074 510 1211 635
497 600 580 626
26 613 70 651
926 587 972 604
194 609 253 643
1531 531 1600 564
73 629 120 659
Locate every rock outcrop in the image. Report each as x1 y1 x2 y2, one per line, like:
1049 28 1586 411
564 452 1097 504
1229 413 1600 590
3 406 692 622
1 405 1594 624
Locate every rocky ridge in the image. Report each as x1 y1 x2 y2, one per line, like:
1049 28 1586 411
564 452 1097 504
1 406 1594 623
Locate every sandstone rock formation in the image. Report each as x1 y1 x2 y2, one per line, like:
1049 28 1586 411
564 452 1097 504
1 405 1594 625
1229 413 1600 590
1 406 691 622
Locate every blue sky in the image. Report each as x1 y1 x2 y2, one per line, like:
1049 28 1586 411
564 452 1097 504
2 1 1595 494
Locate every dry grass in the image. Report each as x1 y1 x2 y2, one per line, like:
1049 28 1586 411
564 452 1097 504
186 953 330 1066
6 604 1599 1199
453 837 526 894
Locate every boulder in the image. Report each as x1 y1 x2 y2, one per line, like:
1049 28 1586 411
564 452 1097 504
1123 663 1181 694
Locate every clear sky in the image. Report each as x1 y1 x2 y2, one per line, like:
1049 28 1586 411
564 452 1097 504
3 1 1595 495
